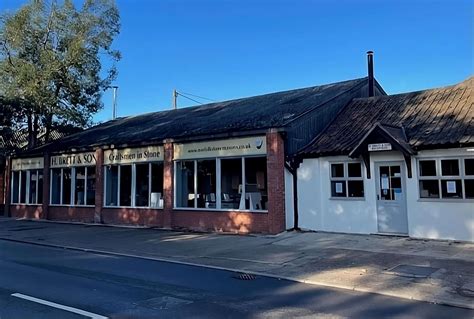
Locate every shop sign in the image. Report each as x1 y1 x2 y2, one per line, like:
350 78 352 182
51 152 96 168
368 143 392 152
104 146 164 165
12 157 44 170
174 136 266 160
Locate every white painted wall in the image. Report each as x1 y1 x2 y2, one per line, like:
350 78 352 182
296 148 474 242
284 168 294 230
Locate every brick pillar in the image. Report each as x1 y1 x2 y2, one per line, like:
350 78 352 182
0 167 4 214
42 153 50 220
266 130 286 234
163 141 174 229
4 157 11 217
94 148 104 223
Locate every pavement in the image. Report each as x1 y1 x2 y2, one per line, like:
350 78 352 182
0 217 473 310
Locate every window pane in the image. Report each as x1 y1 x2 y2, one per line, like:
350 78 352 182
221 158 242 209
441 159 459 176
348 163 362 178
465 159 474 176
86 167 96 205
120 165 132 206
419 180 439 198
331 163 344 178
11 171 19 203
419 160 436 176
176 161 195 208
51 169 61 204
331 181 346 197
62 168 72 205
105 166 118 206
245 157 267 210
37 171 43 204
151 163 164 208
135 163 149 207
28 170 37 204
74 167 86 205
348 180 364 197
465 180 474 199
19 171 27 203
197 160 216 208
441 180 462 198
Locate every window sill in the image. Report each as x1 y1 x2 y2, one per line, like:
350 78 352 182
10 203 42 206
329 197 365 201
103 206 163 210
49 204 95 208
417 198 474 203
173 207 269 213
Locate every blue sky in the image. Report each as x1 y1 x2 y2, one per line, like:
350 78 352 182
1 0 473 123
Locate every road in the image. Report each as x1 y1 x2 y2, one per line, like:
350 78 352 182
0 240 472 318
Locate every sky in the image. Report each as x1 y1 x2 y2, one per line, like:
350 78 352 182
1 0 473 124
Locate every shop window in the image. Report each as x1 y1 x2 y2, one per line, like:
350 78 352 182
197 160 216 208
11 170 43 204
73 166 95 206
105 162 164 208
51 168 62 204
119 165 132 206
135 164 149 207
245 157 267 210
150 163 164 208
175 156 268 211
418 157 473 200
220 158 242 210
62 168 72 205
330 162 364 198
86 168 96 205
105 166 119 206
75 167 86 205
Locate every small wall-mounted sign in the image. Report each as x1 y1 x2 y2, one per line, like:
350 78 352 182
368 143 392 152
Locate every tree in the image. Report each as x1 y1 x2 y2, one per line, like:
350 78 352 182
0 0 120 148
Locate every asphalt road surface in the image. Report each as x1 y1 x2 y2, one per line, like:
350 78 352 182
0 240 472 319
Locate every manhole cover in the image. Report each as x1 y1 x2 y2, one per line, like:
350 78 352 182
233 273 257 280
387 264 439 278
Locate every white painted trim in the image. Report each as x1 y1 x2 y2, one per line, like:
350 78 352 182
11 293 108 319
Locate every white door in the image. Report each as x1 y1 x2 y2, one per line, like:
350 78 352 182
375 162 408 234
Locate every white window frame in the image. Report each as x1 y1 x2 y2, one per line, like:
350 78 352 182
11 169 42 205
49 166 95 206
173 156 268 212
417 157 474 201
329 161 365 200
103 162 164 209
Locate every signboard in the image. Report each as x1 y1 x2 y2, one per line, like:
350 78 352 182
174 136 266 160
335 182 344 194
368 143 392 152
447 181 457 194
104 146 164 165
12 157 44 171
51 152 97 168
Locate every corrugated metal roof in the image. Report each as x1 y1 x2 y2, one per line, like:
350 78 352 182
26 77 370 154
300 77 473 157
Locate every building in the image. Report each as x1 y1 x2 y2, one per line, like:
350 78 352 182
296 77 473 241
4 69 384 234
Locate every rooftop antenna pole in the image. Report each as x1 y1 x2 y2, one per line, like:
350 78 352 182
173 89 178 109
111 86 118 119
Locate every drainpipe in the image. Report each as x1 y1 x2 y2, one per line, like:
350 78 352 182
285 160 300 231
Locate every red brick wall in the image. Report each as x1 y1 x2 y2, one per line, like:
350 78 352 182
163 141 173 228
172 210 268 233
49 206 95 223
94 149 104 223
266 130 286 234
42 153 50 219
4 157 11 217
10 205 44 219
101 208 163 227
0 169 4 214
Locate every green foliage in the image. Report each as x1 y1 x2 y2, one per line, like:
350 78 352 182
0 0 120 148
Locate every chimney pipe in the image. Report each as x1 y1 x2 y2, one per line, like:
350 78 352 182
367 51 374 97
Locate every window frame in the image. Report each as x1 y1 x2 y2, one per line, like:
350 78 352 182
49 166 96 207
173 155 268 212
417 157 474 201
103 162 164 209
329 161 365 200
11 169 43 205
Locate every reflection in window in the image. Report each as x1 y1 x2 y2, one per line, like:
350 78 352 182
245 157 267 210
197 160 216 208
51 169 62 204
175 161 195 208
330 162 364 198
151 163 164 208
135 164 150 207
75 167 86 205
86 168 96 205
11 171 20 203
120 165 132 206
105 166 119 206
62 168 72 205
221 158 242 209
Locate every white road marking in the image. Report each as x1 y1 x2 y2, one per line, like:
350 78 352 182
11 293 108 319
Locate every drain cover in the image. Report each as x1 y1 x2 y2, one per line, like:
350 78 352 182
233 273 257 280
387 264 439 278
